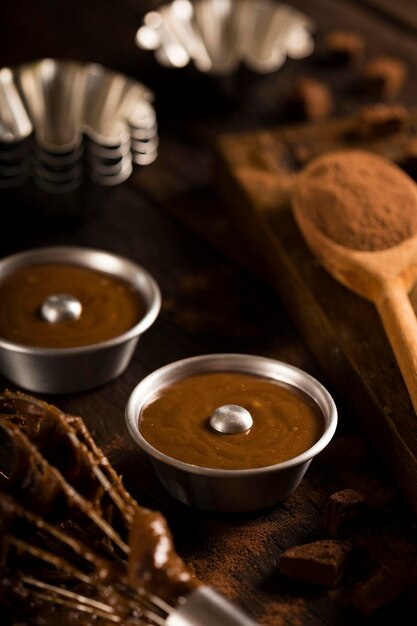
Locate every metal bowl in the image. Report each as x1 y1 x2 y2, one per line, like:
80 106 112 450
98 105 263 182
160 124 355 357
0 60 159 193
125 354 337 513
0 247 161 394
136 0 315 75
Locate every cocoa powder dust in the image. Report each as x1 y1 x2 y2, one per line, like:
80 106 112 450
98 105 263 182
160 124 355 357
295 150 417 251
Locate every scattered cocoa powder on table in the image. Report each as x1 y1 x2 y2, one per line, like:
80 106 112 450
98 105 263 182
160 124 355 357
295 150 417 251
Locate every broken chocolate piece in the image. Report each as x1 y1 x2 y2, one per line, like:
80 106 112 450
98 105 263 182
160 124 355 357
353 564 408 615
357 104 408 138
360 55 408 98
324 30 364 65
279 540 352 586
325 489 365 537
290 143 314 168
286 77 333 122
402 136 417 179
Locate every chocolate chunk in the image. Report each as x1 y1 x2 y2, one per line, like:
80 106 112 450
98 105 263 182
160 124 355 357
290 143 314 168
405 136 417 160
357 104 408 138
325 489 365 537
324 30 364 65
353 565 408 615
286 77 333 122
402 136 417 179
279 540 352 586
360 55 407 98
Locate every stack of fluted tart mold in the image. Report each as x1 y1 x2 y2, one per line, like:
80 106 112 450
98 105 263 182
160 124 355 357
0 391 257 626
0 59 158 193
135 0 315 74
0 247 162 394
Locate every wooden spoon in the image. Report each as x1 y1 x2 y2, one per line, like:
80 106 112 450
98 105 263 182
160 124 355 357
292 149 417 414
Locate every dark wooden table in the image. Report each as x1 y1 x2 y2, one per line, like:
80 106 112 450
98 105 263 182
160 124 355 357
1 1 417 624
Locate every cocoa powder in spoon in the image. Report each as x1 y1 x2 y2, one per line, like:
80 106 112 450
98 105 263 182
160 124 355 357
295 150 417 251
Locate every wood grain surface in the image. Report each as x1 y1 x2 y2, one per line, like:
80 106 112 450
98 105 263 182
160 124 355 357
1 1 417 625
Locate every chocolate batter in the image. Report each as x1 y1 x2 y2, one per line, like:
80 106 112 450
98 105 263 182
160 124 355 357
140 372 324 470
0 264 146 348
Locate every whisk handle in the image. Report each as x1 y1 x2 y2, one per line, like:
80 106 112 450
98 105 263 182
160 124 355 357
167 587 258 626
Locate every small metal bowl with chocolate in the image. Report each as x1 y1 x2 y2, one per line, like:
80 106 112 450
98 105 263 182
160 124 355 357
0 246 161 393
125 354 337 513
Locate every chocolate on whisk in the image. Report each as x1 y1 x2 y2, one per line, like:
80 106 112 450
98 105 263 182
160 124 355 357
0 391 199 625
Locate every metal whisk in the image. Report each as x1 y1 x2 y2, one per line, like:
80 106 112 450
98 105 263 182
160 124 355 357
0 391 257 626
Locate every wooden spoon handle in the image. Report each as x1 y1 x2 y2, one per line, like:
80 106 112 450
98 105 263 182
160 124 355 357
375 280 417 414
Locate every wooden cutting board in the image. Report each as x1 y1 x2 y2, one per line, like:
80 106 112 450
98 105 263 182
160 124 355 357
214 111 417 515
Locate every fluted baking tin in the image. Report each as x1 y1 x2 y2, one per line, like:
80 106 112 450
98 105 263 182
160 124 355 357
0 60 159 192
125 354 337 513
136 0 315 75
0 247 161 393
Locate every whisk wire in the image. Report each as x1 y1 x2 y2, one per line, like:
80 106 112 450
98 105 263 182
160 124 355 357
24 583 169 626
6 537 92 584
22 577 117 615
28 590 122 624
68 430 135 524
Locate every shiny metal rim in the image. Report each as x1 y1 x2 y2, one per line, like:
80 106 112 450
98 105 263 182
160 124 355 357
125 353 337 477
0 246 161 355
